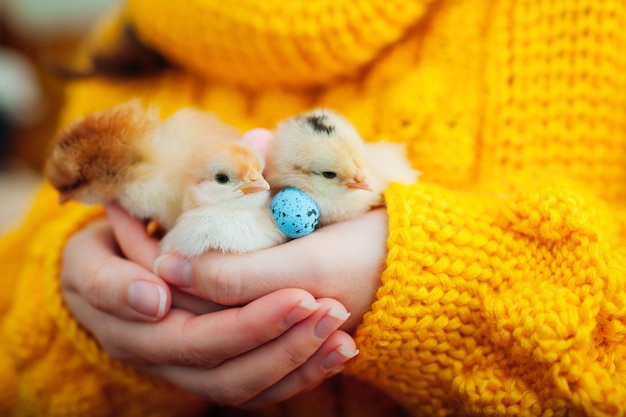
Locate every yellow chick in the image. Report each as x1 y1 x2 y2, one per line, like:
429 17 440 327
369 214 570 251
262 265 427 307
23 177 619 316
265 108 419 226
44 99 240 231
160 142 286 256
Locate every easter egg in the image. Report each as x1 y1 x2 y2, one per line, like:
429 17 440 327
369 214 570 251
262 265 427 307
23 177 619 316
239 128 274 160
271 188 320 239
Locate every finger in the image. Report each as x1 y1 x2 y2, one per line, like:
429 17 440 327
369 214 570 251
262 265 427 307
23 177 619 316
241 330 358 409
170 288 224 315
155 209 388 307
144 298 351 406
61 219 171 321
68 288 324 367
105 203 160 269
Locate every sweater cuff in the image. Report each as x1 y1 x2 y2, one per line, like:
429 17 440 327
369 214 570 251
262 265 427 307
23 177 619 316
346 179 626 415
346 182 485 413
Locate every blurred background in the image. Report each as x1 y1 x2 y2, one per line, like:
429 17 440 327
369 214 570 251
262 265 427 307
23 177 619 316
0 0 120 232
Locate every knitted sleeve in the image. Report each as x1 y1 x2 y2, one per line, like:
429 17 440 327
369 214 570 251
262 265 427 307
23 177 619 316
0 184 208 416
124 0 434 88
347 179 626 416
0 58 218 415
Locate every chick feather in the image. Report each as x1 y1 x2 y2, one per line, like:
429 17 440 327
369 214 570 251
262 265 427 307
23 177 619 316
265 108 420 226
44 99 240 230
160 142 286 256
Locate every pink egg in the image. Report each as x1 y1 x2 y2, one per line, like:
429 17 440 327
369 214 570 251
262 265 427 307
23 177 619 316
240 128 274 161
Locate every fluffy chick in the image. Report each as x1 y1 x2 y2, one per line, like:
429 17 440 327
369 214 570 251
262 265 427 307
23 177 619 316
160 142 286 257
265 108 419 226
44 99 240 230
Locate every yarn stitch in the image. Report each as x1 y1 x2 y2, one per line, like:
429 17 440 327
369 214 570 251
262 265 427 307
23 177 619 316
1 0 626 416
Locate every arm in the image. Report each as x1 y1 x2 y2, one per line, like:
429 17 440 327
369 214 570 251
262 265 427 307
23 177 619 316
0 185 204 416
355 181 626 415
0 185 355 416
155 179 626 415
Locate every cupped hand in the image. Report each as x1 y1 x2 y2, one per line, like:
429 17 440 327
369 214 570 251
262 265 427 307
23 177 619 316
60 204 358 407
60 215 173 322
155 209 389 332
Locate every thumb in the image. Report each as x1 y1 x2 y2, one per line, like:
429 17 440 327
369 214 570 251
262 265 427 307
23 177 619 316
153 241 317 306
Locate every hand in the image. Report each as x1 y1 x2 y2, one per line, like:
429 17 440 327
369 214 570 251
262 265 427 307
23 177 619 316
155 209 389 332
61 204 358 407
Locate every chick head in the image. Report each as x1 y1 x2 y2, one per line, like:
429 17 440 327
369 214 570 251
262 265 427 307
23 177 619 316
182 142 270 210
266 108 371 199
44 100 158 205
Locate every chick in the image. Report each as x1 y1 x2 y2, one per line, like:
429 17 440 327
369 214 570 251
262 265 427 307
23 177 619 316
160 142 286 256
44 99 240 230
265 108 419 226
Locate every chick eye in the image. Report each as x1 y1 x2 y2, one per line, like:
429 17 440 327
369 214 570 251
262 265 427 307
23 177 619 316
321 171 337 179
215 173 230 184
59 179 83 192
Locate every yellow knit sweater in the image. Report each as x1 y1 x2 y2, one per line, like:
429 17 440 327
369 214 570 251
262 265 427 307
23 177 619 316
2 0 626 416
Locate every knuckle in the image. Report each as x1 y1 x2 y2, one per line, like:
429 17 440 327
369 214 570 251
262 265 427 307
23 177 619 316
84 259 114 312
169 346 221 368
279 344 310 369
209 383 252 407
247 326 272 347
205 258 243 305
292 366 321 389
234 308 274 346
168 320 224 367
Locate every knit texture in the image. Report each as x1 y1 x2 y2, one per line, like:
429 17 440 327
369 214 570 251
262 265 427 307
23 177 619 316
1 0 626 416
126 0 434 88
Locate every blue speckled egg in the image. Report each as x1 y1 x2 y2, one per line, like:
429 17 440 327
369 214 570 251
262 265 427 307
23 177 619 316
271 188 320 239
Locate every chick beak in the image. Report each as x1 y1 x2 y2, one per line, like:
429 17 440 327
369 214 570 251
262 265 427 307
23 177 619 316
346 174 372 191
239 172 270 195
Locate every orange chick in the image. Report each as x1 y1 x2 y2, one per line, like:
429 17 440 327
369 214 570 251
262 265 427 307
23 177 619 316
44 99 240 230
265 108 420 226
160 142 286 256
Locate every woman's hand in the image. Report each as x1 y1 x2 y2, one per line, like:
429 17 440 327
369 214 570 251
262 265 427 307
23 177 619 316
60 205 358 407
61 215 173 322
155 209 389 332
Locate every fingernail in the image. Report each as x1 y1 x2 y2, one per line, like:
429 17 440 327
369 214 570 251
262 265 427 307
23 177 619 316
314 308 351 340
285 299 322 327
323 346 359 370
153 255 192 288
128 281 167 319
